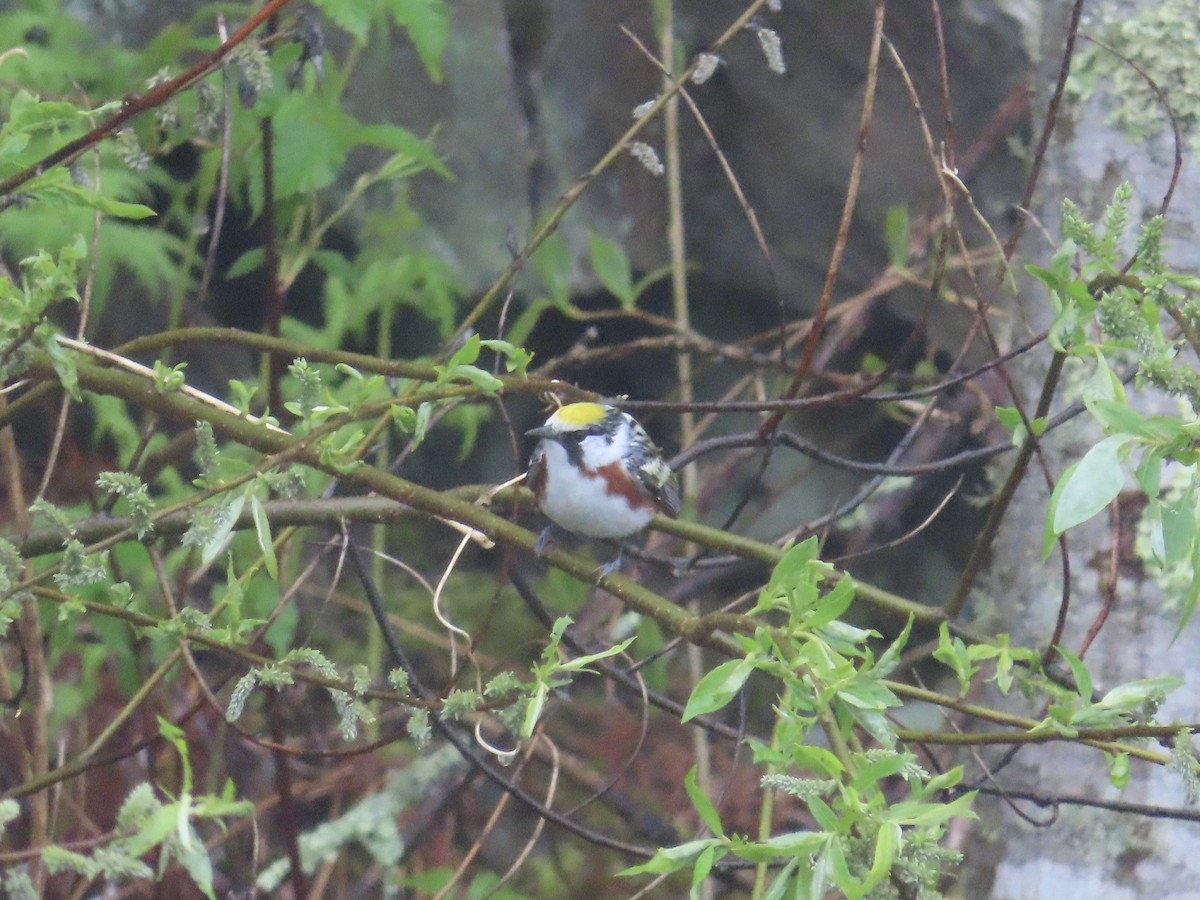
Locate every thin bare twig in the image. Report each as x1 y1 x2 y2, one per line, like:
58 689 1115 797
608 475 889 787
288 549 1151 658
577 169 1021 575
195 14 236 310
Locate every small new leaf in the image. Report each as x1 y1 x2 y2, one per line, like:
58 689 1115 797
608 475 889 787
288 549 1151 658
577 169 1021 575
619 838 722 876
201 490 247 568
588 233 636 308
684 766 725 838
249 493 278 580
1051 434 1133 537
682 658 754 721
884 205 910 269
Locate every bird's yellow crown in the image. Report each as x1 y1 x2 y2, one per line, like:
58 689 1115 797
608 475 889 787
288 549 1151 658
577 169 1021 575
550 402 609 428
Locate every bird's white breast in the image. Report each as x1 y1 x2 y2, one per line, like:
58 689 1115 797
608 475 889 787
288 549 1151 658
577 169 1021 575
536 439 655 538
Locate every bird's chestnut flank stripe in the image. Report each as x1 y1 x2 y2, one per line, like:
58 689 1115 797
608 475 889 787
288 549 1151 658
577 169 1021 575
593 461 656 510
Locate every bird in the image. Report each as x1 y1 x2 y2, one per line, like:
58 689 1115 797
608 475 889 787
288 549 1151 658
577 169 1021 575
526 402 680 564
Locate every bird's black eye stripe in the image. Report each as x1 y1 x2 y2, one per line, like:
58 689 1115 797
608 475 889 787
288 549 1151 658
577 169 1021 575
559 431 587 466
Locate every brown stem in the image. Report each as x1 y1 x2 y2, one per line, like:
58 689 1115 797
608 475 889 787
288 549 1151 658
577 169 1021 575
0 396 47 891
268 696 309 898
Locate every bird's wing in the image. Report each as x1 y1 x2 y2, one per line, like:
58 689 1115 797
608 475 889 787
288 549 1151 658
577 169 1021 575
634 454 681 518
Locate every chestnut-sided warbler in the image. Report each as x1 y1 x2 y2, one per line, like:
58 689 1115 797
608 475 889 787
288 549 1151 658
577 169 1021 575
526 403 680 550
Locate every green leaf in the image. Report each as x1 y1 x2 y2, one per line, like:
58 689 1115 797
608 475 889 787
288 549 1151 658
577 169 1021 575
1051 434 1134 536
532 233 572 308
760 859 799 900
3 90 86 134
1082 349 1126 406
849 752 909 792
0 799 19 829
1042 469 1069 560
249 494 278 580
690 844 717 898
731 831 825 862
313 0 373 40
755 537 819 612
619 838 722 876
522 682 549 738
1057 646 1092 700
158 716 194 790
0 132 29 157
805 574 855 628
873 616 913 679
413 401 433 446
684 766 725 838
922 766 964 795
450 364 503 395
201 490 247 569
55 183 156 219
1159 489 1197 565
995 405 1023 438
1025 263 1057 294
175 822 217 900
193 792 254 820
386 0 450 82
256 93 351 204
932 623 973 696
884 205 910 269
828 835 865 899
1086 398 1177 441
353 123 451 178
885 791 977 826
989 635 1027 694
994 406 1046 445
119 801 179 859
682 658 754 721
1135 446 1165 498
226 248 265 280
446 333 482 369
1099 676 1182 712
480 339 533 377
863 823 901 893
848 706 896 747
805 796 839 832
800 835 833 900
552 636 634 673
837 680 902 712
1107 751 1131 789
44 334 81 400
588 233 636 307
789 743 844 779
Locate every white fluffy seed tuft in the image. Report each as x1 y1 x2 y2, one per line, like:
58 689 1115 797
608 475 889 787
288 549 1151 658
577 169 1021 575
628 141 665 176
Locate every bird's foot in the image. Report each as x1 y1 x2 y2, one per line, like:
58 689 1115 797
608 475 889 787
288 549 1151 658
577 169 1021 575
593 545 624 580
535 526 556 558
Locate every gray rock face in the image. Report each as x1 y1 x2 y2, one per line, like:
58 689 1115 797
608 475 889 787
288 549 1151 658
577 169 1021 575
460 0 1032 313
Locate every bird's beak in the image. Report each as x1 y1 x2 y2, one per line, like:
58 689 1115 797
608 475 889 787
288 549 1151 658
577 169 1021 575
526 425 555 440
